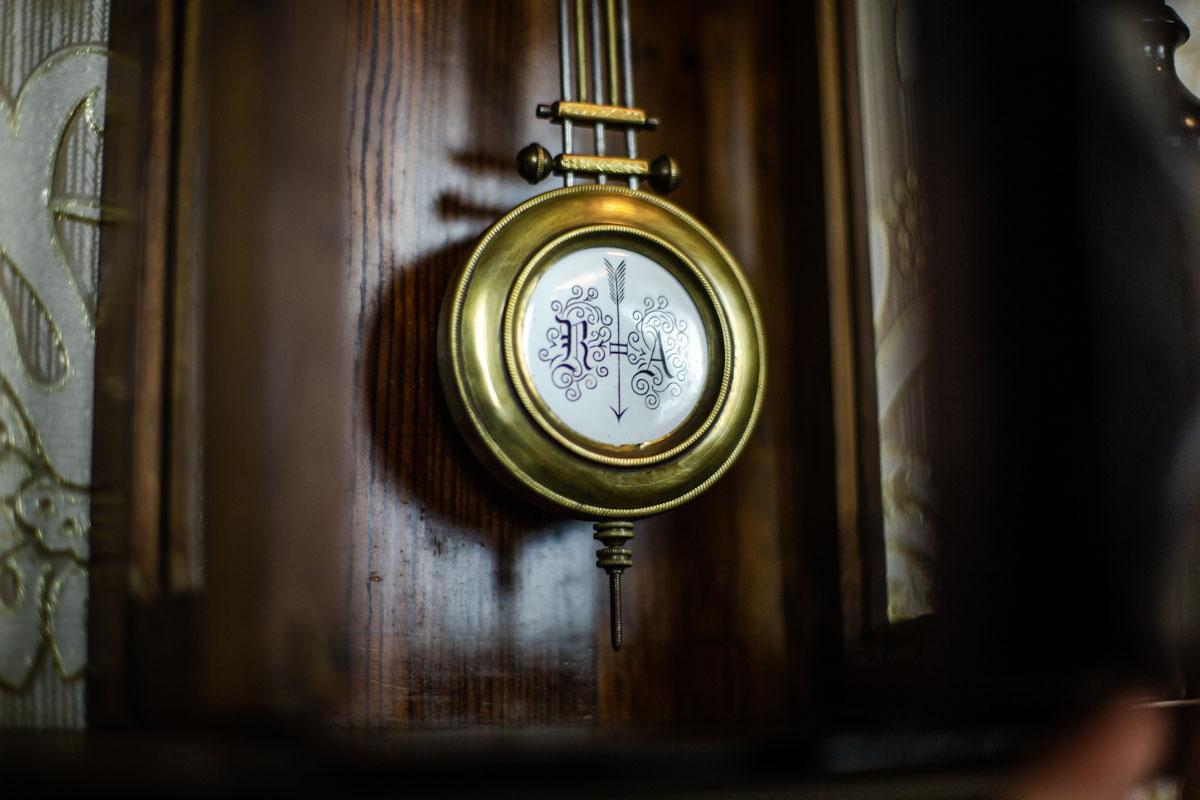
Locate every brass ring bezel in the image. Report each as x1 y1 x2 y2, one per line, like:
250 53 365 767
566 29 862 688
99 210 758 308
503 224 732 467
437 184 766 519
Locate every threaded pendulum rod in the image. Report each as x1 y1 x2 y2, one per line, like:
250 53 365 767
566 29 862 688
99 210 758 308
609 572 623 650
594 521 634 651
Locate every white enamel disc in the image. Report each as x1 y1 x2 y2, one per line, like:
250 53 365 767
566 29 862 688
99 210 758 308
519 245 709 448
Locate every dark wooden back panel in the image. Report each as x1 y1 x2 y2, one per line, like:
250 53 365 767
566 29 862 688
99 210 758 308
342 0 838 727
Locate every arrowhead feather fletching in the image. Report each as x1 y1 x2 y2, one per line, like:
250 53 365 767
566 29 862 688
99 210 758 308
606 258 626 306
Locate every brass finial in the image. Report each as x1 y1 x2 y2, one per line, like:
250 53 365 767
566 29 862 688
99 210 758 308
516 142 553 184
649 154 681 194
594 520 634 650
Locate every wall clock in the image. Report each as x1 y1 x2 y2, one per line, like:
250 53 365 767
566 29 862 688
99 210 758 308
438 0 765 649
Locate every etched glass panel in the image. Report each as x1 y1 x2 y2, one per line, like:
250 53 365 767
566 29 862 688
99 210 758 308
0 0 109 729
857 0 936 621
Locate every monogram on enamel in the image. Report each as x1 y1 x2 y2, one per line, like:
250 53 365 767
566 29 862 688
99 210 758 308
521 245 708 448
536 257 691 422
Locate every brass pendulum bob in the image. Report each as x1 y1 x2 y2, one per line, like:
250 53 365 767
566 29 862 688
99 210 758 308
594 521 634 650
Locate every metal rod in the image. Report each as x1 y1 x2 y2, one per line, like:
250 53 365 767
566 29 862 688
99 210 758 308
574 0 588 102
593 521 634 652
559 0 575 186
605 0 620 106
609 572 623 650
618 0 639 188
589 0 607 183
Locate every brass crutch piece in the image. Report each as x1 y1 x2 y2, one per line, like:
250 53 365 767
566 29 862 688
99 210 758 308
516 143 680 193
536 100 659 130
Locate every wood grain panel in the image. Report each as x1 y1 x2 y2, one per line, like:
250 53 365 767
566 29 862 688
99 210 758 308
343 0 599 726
198 0 349 717
342 0 837 727
598 0 840 725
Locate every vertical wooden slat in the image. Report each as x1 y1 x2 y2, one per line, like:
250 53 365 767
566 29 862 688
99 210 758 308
817 0 864 655
166 0 204 594
126 0 174 603
90 0 177 726
816 0 889 656
198 0 348 716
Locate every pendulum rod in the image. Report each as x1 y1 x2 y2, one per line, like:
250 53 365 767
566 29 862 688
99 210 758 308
574 0 588 102
589 0 608 184
605 0 620 107
617 0 640 189
523 0 672 192
558 0 575 186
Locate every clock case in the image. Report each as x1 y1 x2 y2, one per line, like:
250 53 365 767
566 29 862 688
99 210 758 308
438 184 766 520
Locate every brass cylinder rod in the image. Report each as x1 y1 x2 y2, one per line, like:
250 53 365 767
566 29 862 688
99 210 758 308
594 521 635 651
557 153 648 176
558 0 575 186
574 0 588 102
558 152 681 194
536 100 655 128
618 0 640 189
589 0 608 184
606 0 620 105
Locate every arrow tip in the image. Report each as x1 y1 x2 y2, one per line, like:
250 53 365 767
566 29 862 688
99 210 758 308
610 406 627 421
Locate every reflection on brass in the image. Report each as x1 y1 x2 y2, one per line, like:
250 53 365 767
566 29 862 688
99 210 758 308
536 100 657 129
605 0 620 103
557 152 648 176
594 520 634 650
649 154 682 194
437 184 766 520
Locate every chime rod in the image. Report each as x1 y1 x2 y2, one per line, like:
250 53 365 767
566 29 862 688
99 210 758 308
618 0 639 189
574 0 588 102
523 0 676 194
558 0 575 186
589 0 607 184
606 0 620 103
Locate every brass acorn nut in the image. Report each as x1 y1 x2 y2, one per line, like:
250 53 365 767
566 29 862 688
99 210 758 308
516 142 552 184
649 154 681 194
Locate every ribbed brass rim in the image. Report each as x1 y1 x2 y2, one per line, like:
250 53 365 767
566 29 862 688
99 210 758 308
437 184 766 519
503 224 732 467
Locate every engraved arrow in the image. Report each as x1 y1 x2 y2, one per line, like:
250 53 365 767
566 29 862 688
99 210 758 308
606 259 628 421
